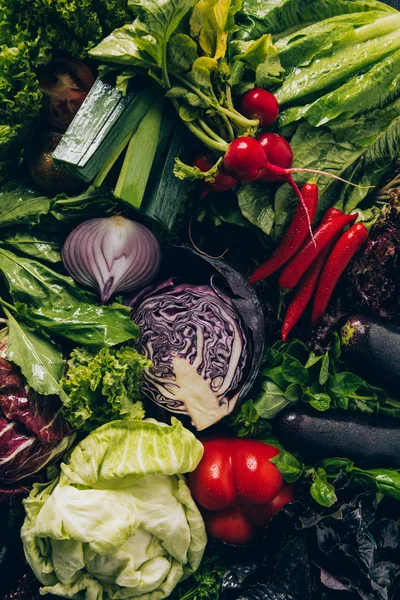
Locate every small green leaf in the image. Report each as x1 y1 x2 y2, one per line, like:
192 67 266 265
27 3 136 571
282 356 309 386
262 366 289 390
305 352 323 369
284 383 302 403
168 33 198 73
310 468 337 507
352 468 400 501
254 381 291 419
335 396 349 410
270 451 304 483
319 352 330 385
165 86 190 98
179 104 199 122
328 372 365 396
184 92 207 107
318 458 354 476
308 393 331 412
174 157 221 182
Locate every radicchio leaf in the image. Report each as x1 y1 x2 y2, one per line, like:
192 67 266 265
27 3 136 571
0 345 74 491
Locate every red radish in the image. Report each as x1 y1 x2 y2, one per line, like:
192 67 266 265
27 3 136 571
223 137 267 182
240 88 279 127
258 133 293 180
193 154 237 192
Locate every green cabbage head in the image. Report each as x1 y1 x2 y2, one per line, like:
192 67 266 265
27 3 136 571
21 418 207 600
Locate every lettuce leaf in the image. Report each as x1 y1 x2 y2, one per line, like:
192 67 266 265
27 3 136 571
237 0 395 39
22 419 206 599
60 346 149 432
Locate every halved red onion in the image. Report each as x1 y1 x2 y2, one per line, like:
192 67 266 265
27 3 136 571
62 216 161 303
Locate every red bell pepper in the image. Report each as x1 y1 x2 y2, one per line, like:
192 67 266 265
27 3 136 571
188 439 293 545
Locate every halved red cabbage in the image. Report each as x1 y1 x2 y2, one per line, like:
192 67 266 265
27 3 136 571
130 248 265 430
0 350 74 493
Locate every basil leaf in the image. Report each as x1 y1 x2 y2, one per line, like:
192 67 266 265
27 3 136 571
327 372 365 396
254 381 291 419
284 383 302 403
305 352 323 368
3 308 66 397
308 393 331 412
270 451 304 483
319 352 330 385
310 468 337 507
318 458 354 476
262 366 289 390
353 469 400 501
282 356 309 386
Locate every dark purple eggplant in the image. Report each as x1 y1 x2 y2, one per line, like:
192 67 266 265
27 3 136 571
274 406 400 468
341 315 400 395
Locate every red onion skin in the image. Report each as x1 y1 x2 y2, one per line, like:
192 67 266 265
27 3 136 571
62 216 161 303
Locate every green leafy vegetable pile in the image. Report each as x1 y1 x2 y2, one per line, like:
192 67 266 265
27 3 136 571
233 0 400 238
60 346 149 432
231 337 400 426
0 0 132 182
89 0 285 157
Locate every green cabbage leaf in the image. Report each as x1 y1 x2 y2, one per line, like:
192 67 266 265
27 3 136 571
22 418 206 600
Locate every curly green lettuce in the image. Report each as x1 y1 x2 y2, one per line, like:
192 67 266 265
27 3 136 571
60 346 150 432
0 0 133 183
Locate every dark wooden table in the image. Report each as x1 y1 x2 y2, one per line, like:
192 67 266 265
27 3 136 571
386 0 400 8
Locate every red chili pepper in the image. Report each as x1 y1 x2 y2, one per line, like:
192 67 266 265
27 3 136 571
188 439 292 545
312 222 369 325
249 182 319 283
281 246 329 341
278 209 357 291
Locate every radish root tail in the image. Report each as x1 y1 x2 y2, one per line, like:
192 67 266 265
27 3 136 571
290 168 373 189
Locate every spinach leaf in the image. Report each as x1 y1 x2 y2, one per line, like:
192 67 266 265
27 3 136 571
0 247 95 308
13 302 139 348
3 308 66 398
0 180 51 229
3 230 62 263
237 182 275 235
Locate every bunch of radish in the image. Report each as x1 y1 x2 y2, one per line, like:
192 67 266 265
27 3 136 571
192 88 358 228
